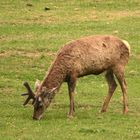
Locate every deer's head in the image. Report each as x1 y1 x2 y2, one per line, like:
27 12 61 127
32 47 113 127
22 80 57 120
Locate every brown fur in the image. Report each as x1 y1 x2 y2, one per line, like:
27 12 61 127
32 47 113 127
33 35 130 119
42 35 129 87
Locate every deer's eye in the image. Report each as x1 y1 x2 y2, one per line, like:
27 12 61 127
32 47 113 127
39 102 43 107
34 102 43 110
36 97 43 106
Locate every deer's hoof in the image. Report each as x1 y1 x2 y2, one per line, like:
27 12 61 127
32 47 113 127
100 109 107 113
123 108 128 114
67 112 74 119
67 115 74 119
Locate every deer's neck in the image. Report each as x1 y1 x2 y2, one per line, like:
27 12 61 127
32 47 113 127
41 61 67 91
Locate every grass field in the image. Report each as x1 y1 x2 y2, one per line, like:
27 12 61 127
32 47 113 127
0 0 140 139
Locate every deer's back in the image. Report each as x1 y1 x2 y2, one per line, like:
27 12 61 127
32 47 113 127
56 35 130 76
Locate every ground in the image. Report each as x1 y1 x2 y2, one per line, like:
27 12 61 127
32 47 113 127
0 0 140 140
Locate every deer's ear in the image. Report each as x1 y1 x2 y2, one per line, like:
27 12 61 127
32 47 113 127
35 79 41 91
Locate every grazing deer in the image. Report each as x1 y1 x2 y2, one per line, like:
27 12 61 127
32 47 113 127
22 35 130 120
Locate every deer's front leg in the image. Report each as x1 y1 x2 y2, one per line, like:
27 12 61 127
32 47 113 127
67 73 77 118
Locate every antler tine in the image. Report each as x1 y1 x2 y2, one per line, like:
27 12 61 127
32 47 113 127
21 82 35 106
23 82 34 95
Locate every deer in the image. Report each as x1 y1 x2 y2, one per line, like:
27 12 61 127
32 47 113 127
22 35 130 120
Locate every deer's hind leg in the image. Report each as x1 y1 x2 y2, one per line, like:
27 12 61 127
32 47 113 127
113 65 128 114
101 70 117 112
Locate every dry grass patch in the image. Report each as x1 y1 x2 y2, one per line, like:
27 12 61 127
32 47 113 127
56 10 140 23
136 53 140 59
0 34 34 42
105 10 140 20
1 9 139 26
0 50 56 58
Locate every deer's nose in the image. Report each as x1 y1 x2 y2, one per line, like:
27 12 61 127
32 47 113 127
33 115 43 120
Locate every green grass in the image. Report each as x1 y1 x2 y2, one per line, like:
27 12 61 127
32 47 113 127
0 0 140 139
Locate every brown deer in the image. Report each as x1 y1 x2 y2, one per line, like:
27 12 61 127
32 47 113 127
22 35 130 120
